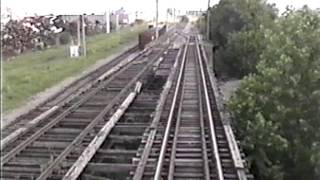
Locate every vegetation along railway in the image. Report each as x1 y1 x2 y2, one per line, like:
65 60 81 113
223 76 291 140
1 24 253 180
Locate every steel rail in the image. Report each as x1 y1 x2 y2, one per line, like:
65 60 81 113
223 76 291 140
51 46 141 106
62 82 142 180
0 53 141 166
36 47 168 180
167 74 184 180
0 49 146 154
195 37 224 180
0 45 139 132
132 46 183 180
195 49 211 180
153 37 190 180
167 41 210 180
0 106 59 150
199 42 248 180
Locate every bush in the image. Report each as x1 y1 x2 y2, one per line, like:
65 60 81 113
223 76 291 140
217 29 266 77
229 7 320 180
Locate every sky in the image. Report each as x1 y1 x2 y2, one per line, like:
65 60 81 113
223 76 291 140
1 0 215 18
1 0 320 21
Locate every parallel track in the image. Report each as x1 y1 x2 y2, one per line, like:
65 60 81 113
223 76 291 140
1 45 139 138
131 34 253 180
1 25 253 180
162 38 211 179
1 45 167 180
66 48 181 180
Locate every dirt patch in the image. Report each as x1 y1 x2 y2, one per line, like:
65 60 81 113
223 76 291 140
218 79 242 101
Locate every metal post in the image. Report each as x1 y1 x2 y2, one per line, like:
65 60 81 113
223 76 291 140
155 0 159 39
82 14 87 57
105 11 110 34
206 0 211 40
116 14 119 31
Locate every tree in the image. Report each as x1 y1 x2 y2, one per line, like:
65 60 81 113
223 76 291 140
229 7 320 180
217 29 266 77
209 0 277 46
209 0 277 77
209 0 249 47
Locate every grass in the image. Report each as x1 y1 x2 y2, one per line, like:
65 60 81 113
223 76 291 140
3 25 146 112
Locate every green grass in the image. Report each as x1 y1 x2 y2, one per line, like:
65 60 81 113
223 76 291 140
3 26 146 112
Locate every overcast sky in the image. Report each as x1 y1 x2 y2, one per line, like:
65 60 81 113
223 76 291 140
1 0 320 20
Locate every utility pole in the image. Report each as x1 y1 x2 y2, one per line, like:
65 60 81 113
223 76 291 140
82 14 87 56
166 8 168 28
155 0 159 39
173 8 176 23
206 0 211 40
77 16 81 46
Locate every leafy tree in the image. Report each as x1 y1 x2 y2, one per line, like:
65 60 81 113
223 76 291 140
229 7 320 180
209 0 249 47
196 15 206 35
209 0 276 47
217 29 266 77
209 0 277 77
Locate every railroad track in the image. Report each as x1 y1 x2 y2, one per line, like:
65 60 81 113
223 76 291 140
2 25 253 180
131 34 253 180
60 48 181 180
1 45 139 137
0 41 171 179
2 23 181 146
